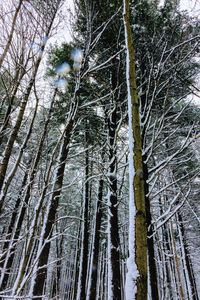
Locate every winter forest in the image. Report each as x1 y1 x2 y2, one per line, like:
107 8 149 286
0 0 200 299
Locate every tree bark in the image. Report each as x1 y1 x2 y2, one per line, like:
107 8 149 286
107 97 121 300
88 174 104 300
0 95 55 290
0 0 23 68
0 167 29 291
178 212 199 300
77 126 90 300
142 158 159 300
0 9 57 213
123 1 147 298
32 120 74 297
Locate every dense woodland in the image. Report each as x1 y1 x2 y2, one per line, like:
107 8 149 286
0 0 200 299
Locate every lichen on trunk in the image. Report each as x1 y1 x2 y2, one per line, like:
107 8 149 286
123 0 148 299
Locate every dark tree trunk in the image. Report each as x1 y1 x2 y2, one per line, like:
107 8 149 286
178 212 199 300
0 59 42 199
77 125 90 300
142 157 159 300
107 79 121 300
0 168 29 291
0 11 57 213
52 234 63 299
71 220 82 300
0 0 23 68
32 120 74 298
0 96 55 290
140 37 159 299
159 196 174 299
88 176 104 300
0 68 24 146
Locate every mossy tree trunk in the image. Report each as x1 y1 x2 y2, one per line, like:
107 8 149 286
123 0 147 299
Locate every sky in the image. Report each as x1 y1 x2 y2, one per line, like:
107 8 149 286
180 0 200 16
55 0 200 45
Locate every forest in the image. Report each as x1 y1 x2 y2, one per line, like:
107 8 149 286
0 0 200 299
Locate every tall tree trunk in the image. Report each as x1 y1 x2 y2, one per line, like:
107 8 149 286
123 1 147 299
0 74 37 200
0 166 29 290
177 212 199 300
32 120 74 298
140 51 159 299
107 100 121 300
77 125 90 300
143 157 159 300
87 175 104 300
170 220 185 300
9 121 72 296
158 195 174 299
52 232 64 299
0 95 55 290
0 10 57 212
0 91 40 204
71 219 82 300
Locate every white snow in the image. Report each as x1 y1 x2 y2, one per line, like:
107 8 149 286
71 48 83 65
55 62 70 75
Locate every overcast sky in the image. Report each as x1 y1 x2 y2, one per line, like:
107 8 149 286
180 0 200 16
55 0 200 45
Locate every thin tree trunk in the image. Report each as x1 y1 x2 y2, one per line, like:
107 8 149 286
143 157 159 300
107 103 121 300
0 0 23 68
0 75 37 200
87 175 104 300
10 123 67 296
170 220 185 300
0 166 29 290
0 95 56 290
32 120 74 298
0 11 57 212
0 68 24 145
52 233 64 299
159 195 174 299
77 125 90 300
178 212 199 300
71 220 82 300
106 51 123 300
0 91 39 204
